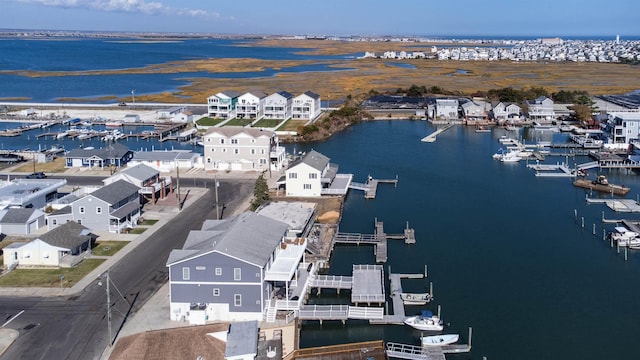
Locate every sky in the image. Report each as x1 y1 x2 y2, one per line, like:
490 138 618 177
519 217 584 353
0 0 638 37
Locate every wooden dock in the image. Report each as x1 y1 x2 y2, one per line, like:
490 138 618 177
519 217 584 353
386 342 471 360
350 175 398 199
333 219 415 263
421 124 455 143
587 198 640 212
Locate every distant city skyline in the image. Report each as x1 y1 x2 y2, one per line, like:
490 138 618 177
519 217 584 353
0 0 638 37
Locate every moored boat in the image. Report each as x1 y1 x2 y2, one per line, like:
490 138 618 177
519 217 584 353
105 121 123 127
421 334 459 347
404 310 443 331
573 175 630 196
611 227 640 247
400 293 432 305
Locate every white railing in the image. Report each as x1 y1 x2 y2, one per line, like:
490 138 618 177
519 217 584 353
348 306 384 320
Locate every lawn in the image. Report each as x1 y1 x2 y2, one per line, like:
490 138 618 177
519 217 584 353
92 241 129 257
12 156 67 173
224 118 254 127
252 119 282 128
278 119 307 132
196 117 225 126
0 259 105 288
128 228 147 235
139 219 158 226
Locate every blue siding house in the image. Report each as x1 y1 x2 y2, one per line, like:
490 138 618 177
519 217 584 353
166 212 307 323
65 143 133 168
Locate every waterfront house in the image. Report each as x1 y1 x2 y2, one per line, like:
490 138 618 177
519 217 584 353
461 100 489 124
236 92 267 120
430 98 459 120
526 96 556 121
157 106 188 121
283 150 351 197
64 143 133 168
46 180 141 233
202 127 286 172
208 91 242 119
606 112 640 144
127 150 201 172
264 91 293 120
104 163 171 203
123 114 140 123
292 91 321 120
491 102 522 123
0 208 45 235
3 221 96 269
0 178 67 210
166 211 308 323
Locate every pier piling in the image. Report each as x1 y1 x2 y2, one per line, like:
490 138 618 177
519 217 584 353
575 209 577 220
625 246 628 261
593 224 596 235
581 217 584 228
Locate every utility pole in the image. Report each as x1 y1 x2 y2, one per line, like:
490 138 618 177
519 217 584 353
215 176 220 219
106 271 112 347
131 90 135 107
176 162 181 210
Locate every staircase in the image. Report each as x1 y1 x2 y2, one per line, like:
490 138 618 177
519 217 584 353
265 300 277 322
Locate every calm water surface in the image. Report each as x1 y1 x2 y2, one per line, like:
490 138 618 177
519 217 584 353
295 120 640 360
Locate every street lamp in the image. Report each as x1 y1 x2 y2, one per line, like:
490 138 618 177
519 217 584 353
214 176 220 219
131 90 135 107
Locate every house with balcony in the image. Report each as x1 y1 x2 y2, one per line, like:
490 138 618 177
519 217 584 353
166 211 310 323
264 91 293 120
292 91 321 120
46 180 141 233
491 102 522 123
461 100 489 124
127 150 201 173
428 98 459 120
104 163 171 203
282 150 351 197
607 112 640 144
207 91 242 119
0 178 66 210
526 96 556 121
202 127 286 171
236 92 267 120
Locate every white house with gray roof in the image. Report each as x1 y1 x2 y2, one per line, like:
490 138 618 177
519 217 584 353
104 163 171 203
526 96 556 121
202 127 286 171
292 91 321 120
64 143 133 168
492 102 522 123
166 212 308 323
3 221 96 268
208 91 242 119
46 180 141 233
264 91 293 120
127 150 202 172
0 208 45 235
237 92 267 120
283 150 351 197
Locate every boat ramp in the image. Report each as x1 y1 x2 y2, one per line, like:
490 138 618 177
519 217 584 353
349 175 398 199
421 124 455 143
333 219 416 262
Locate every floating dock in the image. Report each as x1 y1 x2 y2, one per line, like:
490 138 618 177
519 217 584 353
527 162 576 177
421 124 454 142
333 219 416 262
586 197 640 212
350 176 398 199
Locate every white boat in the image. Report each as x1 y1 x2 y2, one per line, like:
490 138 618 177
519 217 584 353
500 150 522 162
105 121 123 127
56 131 68 139
611 227 640 247
400 293 432 305
421 334 459 347
404 310 443 331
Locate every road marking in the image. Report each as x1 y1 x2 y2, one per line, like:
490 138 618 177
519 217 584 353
2 310 25 327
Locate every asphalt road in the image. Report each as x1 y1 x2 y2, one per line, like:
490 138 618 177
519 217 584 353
0 178 255 360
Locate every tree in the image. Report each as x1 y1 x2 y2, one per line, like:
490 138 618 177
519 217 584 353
250 173 270 211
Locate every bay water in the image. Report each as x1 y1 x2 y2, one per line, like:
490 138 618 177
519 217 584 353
295 120 640 360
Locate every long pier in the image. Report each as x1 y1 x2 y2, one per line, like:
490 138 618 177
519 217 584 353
421 124 455 143
350 175 398 199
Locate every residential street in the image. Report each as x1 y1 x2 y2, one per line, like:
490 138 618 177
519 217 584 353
0 177 255 360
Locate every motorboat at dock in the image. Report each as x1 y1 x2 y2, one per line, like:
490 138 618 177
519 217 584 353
610 227 640 248
400 293 432 305
404 310 444 331
421 334 459 347
573 175 630 196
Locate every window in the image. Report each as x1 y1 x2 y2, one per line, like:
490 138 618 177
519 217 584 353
222 148 227 153
234 294 242 307
52 219 57 225
196 266 206 270
303 184 312 189
234 268 241 281
234 149 239 154
79 206 85 214
182 267 190 280
231 139 238 144
96 207 102 214
259 159 266 164
77 219 82 225
220 139 225 144
288 172 297 179
261 149 265 154
213 288 220 296
207 138 211 142
251 149 255 155
207 158 211 163
309 173 317 179
251 139 256 143
210 148 215 152
215 267 222 275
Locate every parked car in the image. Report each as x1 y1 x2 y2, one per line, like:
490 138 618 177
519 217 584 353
118 102 127 106
26 172 46 179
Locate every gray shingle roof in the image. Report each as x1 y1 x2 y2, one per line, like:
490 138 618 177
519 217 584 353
166 212 288 267
300 150 329 171
277 90 293 99
91 180 140 205
302 91 320 99
39 221 95 249
203 126 273 138
49 206 72 216
66 143 131 160
131 150 198 162
118 163 158 181
0 208 38 224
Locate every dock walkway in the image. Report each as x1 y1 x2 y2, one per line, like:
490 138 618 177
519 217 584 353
386 343 471 360
421 124 455 143
586 198 640 212
350 176 398 199
334 220 415 262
